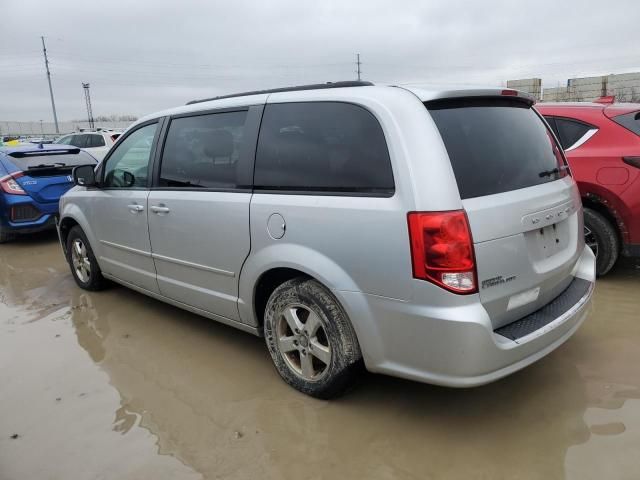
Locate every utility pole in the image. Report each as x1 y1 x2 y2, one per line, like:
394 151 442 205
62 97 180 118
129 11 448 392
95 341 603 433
41 36 59 134
82 83 95 129
356 53 362 81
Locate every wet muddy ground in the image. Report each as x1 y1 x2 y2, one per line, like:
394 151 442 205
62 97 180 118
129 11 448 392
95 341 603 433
1 232 639 480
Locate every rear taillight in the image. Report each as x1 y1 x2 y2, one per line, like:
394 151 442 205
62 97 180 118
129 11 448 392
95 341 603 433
0 172 26 195
407 210 477 294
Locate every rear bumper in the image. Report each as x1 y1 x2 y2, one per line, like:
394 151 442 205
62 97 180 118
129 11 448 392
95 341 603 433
0 195 59 234
339 245 596 387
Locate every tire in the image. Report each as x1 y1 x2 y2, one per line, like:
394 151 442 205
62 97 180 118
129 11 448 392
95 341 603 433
0 227 12 243
66 225 106 290
584 208 619 277
263 277 362 399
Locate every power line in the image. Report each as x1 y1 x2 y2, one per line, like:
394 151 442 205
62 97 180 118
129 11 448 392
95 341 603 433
41 36 59 133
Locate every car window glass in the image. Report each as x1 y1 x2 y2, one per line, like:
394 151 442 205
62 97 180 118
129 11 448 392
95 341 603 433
159 111 248 189
543 116 559 137
103 123 157 188
88 134 106 147
555 118 592 149
612 110 640 137
254 102 394 194
54 135 72 145
70 135 88 148
428 98 567 199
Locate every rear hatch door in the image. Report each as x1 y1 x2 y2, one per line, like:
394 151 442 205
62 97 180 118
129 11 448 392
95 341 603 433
2 149 97 203
427 97 584 329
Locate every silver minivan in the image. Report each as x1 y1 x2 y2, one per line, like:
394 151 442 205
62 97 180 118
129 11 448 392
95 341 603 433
58 81 595 398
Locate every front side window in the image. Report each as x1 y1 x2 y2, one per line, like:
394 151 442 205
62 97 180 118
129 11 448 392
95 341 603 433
103 123 157 188
159 111 248 189
254 102 394 194
54 135 72 145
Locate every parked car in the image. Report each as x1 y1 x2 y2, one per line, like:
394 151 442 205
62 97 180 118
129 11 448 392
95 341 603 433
536 101 640 275
54 129 122 161
0 144 97 242
58 82 595 398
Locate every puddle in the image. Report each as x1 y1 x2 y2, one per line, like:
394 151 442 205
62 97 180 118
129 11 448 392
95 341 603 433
1 233 639 479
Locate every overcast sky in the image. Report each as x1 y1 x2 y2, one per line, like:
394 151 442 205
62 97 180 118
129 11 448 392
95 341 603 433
1 0 639 122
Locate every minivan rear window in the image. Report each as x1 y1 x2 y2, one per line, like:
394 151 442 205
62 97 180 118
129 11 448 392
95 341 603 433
427 98 566 199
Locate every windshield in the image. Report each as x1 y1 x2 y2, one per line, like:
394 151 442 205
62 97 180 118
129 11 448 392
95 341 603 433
427 98 566 199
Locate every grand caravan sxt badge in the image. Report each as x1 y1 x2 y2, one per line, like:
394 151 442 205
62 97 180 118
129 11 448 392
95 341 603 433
482 275 516 289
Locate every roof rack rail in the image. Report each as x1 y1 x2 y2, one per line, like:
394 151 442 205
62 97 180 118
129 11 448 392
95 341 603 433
186 80 374 105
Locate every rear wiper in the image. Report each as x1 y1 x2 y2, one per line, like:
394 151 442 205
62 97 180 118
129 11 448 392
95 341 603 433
539 165 569 178
28 162 66 169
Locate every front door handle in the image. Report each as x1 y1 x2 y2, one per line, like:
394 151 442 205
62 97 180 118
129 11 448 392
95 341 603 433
150 205 170 214
127 204 144 213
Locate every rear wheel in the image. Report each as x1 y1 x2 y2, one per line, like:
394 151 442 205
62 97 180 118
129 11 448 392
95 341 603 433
263 277 362 399
0 227 12 243
584 208 619 276
66 226 106 290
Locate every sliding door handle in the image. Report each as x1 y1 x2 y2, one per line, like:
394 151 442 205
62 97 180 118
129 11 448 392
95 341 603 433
127 204 144 213
150 205 170 214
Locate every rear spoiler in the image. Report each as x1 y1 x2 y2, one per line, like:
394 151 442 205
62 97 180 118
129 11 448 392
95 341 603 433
8 148 81 158
399 86 536 107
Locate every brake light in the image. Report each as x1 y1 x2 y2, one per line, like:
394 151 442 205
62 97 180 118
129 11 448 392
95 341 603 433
501 89 518 96
0 172 26 195
407 210 477 294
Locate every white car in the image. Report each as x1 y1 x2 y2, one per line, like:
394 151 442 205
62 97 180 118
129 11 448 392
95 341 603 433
54 130 122 160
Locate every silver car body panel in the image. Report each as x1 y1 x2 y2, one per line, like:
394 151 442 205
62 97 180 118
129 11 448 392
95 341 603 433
59 84 596 388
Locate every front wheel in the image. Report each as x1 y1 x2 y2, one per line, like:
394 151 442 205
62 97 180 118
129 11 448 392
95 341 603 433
66 225 106 290
584 208 619 276
264 277 362 399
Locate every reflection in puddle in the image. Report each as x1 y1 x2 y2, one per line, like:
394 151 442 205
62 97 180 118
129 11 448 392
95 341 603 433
1 235 639 479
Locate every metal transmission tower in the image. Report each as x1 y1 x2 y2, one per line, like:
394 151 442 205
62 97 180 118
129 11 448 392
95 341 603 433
82 83 95 129
356 53 362 81
40 36 59 133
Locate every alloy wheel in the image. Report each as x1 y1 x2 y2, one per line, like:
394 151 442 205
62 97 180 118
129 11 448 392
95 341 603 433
275 304 332 381
71 238 91 283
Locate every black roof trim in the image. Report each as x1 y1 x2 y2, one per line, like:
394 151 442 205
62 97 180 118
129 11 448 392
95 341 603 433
186 81 374 105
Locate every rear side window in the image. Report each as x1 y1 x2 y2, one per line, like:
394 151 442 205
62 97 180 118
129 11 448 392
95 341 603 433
554 118 594 150
427 98 566 199
69 134 89 148
87 134 106 148
612 111 640 136
159 111 248 189
254 102 394 195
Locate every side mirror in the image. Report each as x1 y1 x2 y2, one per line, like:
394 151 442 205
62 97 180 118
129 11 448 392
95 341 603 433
73 165 97 187
122 171 135 187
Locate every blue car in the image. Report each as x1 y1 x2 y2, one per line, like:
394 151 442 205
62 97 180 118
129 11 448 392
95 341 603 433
0 144 97 242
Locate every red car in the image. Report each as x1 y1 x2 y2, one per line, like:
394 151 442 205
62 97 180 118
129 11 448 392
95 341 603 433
535 101 640 275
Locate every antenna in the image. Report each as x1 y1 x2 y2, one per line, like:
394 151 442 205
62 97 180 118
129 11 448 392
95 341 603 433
356 53 362 81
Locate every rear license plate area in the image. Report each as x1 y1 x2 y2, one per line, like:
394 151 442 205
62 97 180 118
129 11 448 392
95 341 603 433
533 222 568 258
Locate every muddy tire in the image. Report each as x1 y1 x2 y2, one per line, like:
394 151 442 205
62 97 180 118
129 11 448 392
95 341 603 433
584 208 619 277
66 225 106 291
264 277 362 399
0 227 12 243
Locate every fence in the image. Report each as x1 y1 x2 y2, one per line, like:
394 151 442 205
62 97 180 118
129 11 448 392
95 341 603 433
0 120 134 138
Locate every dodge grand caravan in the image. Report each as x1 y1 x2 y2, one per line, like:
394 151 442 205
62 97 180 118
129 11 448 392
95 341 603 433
57 81 595 398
